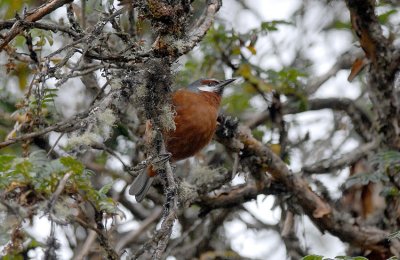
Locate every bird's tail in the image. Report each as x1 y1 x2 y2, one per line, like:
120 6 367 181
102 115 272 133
129 166 155 202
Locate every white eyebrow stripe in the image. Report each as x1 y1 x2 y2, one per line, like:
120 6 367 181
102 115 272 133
197 86 218 92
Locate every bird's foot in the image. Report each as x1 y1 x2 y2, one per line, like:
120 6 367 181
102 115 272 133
216 115 239 138
152 153 172 166
131 159 149 172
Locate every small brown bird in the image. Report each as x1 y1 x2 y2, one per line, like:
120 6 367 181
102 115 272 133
129 78 236 202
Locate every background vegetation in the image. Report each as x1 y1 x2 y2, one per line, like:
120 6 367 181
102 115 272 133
0 0 400 259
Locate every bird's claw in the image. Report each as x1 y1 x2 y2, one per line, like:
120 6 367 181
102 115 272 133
131 158 151 173
129 154 171 177
152 153 172 165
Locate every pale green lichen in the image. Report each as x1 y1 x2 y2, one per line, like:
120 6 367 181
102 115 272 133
135 83 148 100
189 165 221 186
188 165 229 193
98 108 116 127
173 38 187 51
68 132 102 147
110 79 122 90
178 180 198 206
159 104 176 131
67 108 116 149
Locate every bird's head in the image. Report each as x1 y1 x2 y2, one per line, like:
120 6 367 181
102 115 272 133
188 78 236 95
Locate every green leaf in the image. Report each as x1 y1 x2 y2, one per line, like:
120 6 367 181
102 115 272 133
60 157 84 174
380 186 399 197
327 20 351 30
378 10 397 24
344 172 388 189
99 182 113 195
15 160 32 177
301 255 324 260
246 45 256 55
44 93 58 99
372 151 400 168
0 155 16 172
29 150 48 164
27 239 43 248
261 20 291 32
388 231 400 241
13 35 26 47
252 129 265 141
30 29 54 47
278 68 308 84
2 255 24 260
231 46 241 55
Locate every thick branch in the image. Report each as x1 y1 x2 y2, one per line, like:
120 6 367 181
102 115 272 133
217 117 399 254
176 0 222 56
346 0 400 148
196 182 286 216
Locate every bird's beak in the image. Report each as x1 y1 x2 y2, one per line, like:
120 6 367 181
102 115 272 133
215 78 237 90
197 78 237 93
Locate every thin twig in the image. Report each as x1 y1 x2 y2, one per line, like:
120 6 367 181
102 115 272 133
0 114 81 149
0 0 74 51
176 0 222 56
47 132 65 156
115 207 163 252
46 171 72 214
74 230 97 260
302 140 379 174
72 217 119 259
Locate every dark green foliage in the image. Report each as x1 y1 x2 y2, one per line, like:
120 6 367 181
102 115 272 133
0 152 118 214
371 150 400 174
260 20 292 32
344 172 389 189
377 9 397 24
344 151 400 191
388 230 400 241
302 256 324 260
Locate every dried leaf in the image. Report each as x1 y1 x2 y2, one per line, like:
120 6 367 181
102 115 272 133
246 44 257 55
348 57 367 82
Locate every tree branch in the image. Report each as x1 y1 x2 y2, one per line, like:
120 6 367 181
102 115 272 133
196 182 285 216
0 20 81 38
302 140 379 174
175 0 222 56
0 0 74 51
73 217 119 259
346 0 400 148
115 207 163 252
306 51 355 95
247 97 373 141
217 116 400 254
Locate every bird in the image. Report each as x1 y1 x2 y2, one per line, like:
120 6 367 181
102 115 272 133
129 78 236 202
